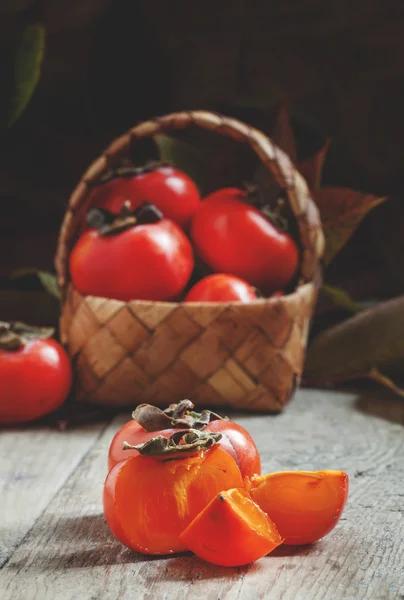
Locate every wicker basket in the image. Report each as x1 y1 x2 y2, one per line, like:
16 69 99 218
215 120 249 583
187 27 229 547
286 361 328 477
55 111 324 412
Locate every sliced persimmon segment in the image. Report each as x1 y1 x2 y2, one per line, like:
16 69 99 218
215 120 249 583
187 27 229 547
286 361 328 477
248 470 349 545
179 488 283 566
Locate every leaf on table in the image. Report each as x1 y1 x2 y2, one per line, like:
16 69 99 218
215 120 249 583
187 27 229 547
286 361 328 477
313 187 387 264
298 139 331 190
154 134 208 194
304 295 404 384
368 368 404 398
2 24 45 128
322 284 363 315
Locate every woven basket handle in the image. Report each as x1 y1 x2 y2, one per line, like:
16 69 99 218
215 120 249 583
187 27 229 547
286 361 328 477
55 110 324 297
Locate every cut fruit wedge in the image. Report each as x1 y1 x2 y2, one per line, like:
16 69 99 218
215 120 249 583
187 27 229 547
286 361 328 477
179 488 283 566
248 470 349 545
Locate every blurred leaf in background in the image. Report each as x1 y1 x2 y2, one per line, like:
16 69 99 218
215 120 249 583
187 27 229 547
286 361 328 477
0 23 45 129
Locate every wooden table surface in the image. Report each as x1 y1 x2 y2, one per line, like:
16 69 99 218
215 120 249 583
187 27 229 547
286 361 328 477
1 388 403 600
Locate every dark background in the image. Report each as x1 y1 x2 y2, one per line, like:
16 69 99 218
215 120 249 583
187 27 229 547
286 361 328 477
1 0 404 299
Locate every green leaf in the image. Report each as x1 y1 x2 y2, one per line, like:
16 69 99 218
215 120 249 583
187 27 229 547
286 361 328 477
37 271 60 299
322 284 363 315
305 295 404 383
11 269 60 298
3 24 45 128
154 134 208 194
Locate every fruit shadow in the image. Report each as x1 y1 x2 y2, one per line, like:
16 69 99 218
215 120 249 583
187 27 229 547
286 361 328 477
22 514 320 575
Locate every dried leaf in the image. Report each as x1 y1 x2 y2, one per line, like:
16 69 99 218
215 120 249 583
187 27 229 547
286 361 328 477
368 368 404 398
11 321 54 340
313 187 387 264
322 284 363 315
305 295 404 383
271 99 297 164
298 140 330 190
132 400 223 432
123 429 222 458
0 321 54 350
154 134 208 194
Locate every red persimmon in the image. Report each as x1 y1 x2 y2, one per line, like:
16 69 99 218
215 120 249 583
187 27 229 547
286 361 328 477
0 324 72 425
190 188 299 294
87 165 200 229
108 401 261 478
184 274 257 303
70 205 194 302
103 434 244 555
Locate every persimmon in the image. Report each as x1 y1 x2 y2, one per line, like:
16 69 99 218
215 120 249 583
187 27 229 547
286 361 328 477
103 430 244 555
180 488 283 566
108 400 261 478
248 470 349 545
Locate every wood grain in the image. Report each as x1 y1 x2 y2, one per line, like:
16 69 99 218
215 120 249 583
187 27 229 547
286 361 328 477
0 421 107 568
1 389 403 599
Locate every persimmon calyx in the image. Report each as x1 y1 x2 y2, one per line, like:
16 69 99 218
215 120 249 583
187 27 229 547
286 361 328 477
95 160 169 187
0 321 54 351
122 428 223 458
87 201 163 236
243 182 288 232
132 399 225 432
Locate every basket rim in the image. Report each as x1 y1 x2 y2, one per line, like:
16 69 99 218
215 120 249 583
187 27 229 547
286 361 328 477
64 279 316 310
55 110 324 300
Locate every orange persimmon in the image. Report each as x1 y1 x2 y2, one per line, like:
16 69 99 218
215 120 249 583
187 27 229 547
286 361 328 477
103 442 243 555
248 470 349 545
180 488 283 566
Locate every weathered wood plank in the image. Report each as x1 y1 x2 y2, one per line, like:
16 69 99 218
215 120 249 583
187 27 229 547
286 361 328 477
1 389 403 599
0 421 107 568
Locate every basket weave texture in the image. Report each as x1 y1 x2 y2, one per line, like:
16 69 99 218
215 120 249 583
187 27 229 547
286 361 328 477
55 111 324 412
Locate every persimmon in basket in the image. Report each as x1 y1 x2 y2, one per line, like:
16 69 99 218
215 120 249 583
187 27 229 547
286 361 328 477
86 163 201 230
70 202 194 302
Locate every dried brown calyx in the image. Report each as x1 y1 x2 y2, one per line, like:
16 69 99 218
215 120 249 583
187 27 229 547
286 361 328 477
132 399 226 432
95 160 169 186
87 201 163 236
0 321 54 351
123 428 222 459
244 183 289 232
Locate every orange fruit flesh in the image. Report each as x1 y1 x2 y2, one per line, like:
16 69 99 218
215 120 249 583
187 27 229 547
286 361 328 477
180 488 283 567
105 445 243 555
248 470 349 545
